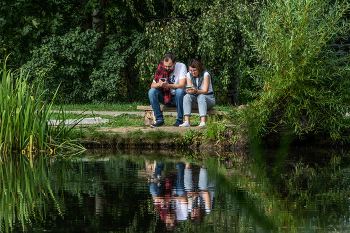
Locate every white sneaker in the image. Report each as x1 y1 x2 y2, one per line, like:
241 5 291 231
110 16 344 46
179 121 191 127
198 122 206 127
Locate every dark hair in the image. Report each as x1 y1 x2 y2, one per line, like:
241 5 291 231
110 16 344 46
188 58 206 76
164 53 176 63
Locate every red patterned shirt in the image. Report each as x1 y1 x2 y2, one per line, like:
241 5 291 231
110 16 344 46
153 61 172 104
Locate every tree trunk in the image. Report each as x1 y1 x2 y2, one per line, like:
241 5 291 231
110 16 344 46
93 0 106 49
125 54 139 100
226 76 240 106
82 0 92 31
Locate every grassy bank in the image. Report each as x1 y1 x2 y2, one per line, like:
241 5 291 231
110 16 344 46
49 103 246 150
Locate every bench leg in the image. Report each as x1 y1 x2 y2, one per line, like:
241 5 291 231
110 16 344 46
145 110 156 125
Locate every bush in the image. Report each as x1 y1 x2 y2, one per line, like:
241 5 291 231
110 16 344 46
21 27 102 103
88 31 147 101
246 0 350 141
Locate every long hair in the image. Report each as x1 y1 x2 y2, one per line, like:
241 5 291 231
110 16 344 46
188 58 207 76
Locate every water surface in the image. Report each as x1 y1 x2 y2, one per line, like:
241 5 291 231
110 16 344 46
2 148 350 232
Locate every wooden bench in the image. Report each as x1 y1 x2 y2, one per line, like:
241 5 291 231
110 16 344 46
137 105 224 125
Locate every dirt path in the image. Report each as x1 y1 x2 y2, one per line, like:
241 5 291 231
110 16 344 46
96 126 203 134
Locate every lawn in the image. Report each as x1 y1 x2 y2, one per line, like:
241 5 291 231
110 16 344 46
52 102 234 112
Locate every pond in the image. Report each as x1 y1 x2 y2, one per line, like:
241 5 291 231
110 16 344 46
2 148 350 232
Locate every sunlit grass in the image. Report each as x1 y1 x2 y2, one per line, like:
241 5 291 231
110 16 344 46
51 102 232 113
51 102 145 112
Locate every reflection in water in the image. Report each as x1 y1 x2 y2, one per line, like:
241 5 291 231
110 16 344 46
149 162 215 230
0 156 61 233
3 150 350 232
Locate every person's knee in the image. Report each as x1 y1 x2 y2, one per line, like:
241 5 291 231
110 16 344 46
183 93 191 103
148 88 158 99
175 88 185 97
197 94 207 103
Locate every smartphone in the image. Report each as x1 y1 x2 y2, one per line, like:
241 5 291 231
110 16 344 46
160 78 165 82
186 86 192 89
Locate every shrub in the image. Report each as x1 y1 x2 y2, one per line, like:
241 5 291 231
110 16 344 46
247 0 350 141
21 27 101 103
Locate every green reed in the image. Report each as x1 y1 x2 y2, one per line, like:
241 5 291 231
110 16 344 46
0 58 65 154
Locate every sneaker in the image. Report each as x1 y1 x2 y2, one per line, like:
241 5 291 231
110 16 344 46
198 122 206 127
172 120 183 127
179 121 191 127
150 120 164 128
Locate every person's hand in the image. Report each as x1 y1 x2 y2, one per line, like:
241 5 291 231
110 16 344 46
159 79 168 87
186 87 197 95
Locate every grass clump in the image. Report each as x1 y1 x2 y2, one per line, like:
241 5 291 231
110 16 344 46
246 0 350 141
0 57 82 155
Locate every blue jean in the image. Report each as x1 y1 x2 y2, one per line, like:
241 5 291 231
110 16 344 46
149 162 186 197
183 94 216 117
148 88 186 122
176 163 186 197
150 162 164 196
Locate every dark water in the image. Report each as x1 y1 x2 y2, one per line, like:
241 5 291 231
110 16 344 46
3 148 350 232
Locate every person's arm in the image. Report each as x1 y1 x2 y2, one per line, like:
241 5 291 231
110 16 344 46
151 80 160 89
187 75 210 95
166 78 185 90
194 75 210 95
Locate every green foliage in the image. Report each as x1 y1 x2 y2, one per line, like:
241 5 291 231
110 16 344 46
182 129 202 144
203 119 227 142
246 0 350 140
88 31 146 101
22 27 101 102
1 0 259 105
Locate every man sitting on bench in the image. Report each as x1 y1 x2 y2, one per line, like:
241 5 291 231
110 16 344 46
148 53 187 127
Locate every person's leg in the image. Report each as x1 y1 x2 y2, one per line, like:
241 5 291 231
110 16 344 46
176 162 186 197
150 162 165 196
174 88 186 122
153 162 164 178
148 88 165 122
197 94 216 125
184 164 193 192
180 94 197 127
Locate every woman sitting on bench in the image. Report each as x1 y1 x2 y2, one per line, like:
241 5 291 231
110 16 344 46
180 59 215 127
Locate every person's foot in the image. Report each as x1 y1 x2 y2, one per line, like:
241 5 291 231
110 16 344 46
179 121 190 127
198 122 206 127
150 120 164 128
172 120 183 127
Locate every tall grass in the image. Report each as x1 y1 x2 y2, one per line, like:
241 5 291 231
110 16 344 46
247 0 350 141
0 57 79 154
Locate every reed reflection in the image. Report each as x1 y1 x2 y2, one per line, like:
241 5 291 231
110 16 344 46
149 161 215 231
0 155 61 232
